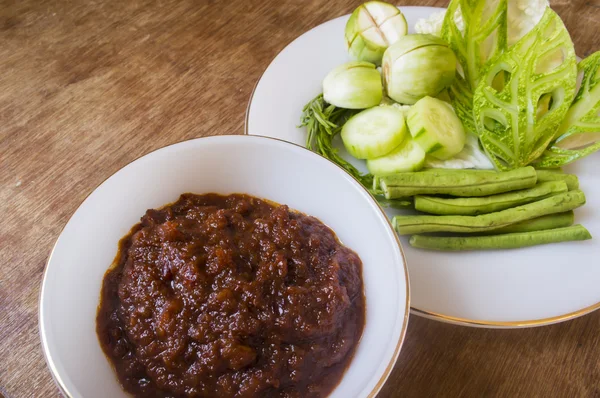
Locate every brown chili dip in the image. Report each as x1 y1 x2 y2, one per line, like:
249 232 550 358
97 193 365 397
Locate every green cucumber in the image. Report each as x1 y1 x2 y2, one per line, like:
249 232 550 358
341 106 407 159
407 96 466 160
367 138 425 175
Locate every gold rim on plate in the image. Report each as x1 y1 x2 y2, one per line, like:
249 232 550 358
39 134 411 398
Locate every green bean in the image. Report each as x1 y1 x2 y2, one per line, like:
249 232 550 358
486 211 574 234
409 225 592 251
536 169 579 190
375 195 413 209
380 167 537 198
393 190 586 235
414 181 568 215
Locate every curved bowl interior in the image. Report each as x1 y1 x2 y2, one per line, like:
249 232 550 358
40 135 409 398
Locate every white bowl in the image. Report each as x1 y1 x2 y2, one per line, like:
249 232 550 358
39 135 410 398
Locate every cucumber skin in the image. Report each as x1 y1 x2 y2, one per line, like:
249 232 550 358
409 225 592 251
406 96 466 160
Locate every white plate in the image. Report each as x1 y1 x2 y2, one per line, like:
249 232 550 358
39 135 409 397
246 6 600 327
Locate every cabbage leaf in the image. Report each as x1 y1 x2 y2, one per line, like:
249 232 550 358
441 0 508 135
416 0 548 46
536 51 600 167
424 132 495 169
472 8 577 170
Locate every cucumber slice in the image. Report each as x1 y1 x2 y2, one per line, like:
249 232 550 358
407 96 466 160
367 138 426 175
341 106 407 159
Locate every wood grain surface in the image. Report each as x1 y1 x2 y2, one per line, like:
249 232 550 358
1 0 599 397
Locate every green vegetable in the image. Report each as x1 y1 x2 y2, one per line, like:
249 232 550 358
535 169 579 190
506 0 550 46
414 180 568 216
534 167 563 174
300 95 418 209
298 95 417 208
382 34 457 104
378 98 413 118
409 224 591 251
537 51 600 167
423 132 495 170
416 0 546 45
442 0 507 93
375 195 413 209
345 1 408 65
472 8 578 170
322 61 383 109
393 190 586 235
407 96 466 160
299 94 371 187
487 211 574 234
341 106 407 159
367 138 425 175
379 167 537 198
442 0 508 135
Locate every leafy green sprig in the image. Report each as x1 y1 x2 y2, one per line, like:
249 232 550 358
300 94 372 187
299 94 413 209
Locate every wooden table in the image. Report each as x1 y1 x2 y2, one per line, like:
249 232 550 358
1 0 599 396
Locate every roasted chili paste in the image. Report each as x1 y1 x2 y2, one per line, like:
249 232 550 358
97 193 365 397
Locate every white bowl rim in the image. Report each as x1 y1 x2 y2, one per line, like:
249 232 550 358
38 134 411 398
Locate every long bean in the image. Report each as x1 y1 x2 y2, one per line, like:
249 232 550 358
393 190 586 235
374 195 413 209
380 167 537 198
536 169 579 190
414 181 568 215
409 225 592 251
485 211 574 234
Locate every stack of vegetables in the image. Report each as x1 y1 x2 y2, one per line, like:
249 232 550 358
300 0 599 251
380 168 590 250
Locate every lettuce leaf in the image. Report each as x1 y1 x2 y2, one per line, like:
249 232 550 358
536 51 600 167
472 8 578 170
